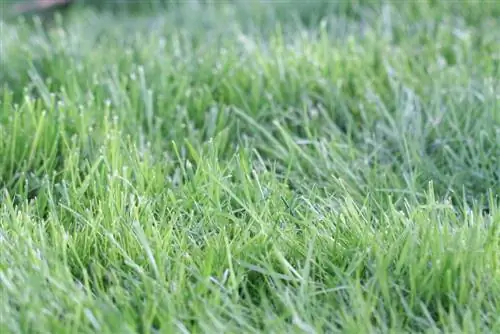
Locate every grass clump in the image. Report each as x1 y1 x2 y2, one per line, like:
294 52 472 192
1 1 499 333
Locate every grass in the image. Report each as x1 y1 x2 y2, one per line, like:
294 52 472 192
1 0 499 332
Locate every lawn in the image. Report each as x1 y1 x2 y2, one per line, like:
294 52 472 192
1 0 499 333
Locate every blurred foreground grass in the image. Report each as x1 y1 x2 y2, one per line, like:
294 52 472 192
1 1 499 333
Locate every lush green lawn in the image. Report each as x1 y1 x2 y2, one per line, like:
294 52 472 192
1 1 499 332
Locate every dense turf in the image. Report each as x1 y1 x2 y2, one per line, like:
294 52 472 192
1 1 499 332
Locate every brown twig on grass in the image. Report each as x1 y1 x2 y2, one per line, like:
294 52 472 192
13 0 75 15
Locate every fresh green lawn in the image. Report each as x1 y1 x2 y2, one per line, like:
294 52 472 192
1 1 499 333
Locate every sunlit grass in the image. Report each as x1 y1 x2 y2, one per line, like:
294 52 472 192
1 1 499 332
